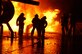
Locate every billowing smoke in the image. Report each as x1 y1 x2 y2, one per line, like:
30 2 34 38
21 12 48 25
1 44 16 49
39 0 61 11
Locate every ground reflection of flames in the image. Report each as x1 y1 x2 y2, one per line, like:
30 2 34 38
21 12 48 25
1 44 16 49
3 1 61 34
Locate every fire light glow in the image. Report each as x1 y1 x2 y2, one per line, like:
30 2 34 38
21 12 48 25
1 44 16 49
3 1 61 33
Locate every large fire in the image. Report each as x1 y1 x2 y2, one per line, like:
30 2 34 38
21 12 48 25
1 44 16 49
3 1 61 34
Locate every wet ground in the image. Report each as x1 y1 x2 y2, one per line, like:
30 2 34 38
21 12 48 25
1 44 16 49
0 33 61 54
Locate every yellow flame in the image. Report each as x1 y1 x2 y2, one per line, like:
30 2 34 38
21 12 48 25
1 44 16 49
43 9 60 32
3 1 61 34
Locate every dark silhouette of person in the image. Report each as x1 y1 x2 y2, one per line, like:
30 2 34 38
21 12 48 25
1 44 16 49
31 14 40 36
16 13 26 39
40 16 47 37
69 13 76 36
61 13 69 35
40 16 47 47
31 14 40 46
60 13 69 54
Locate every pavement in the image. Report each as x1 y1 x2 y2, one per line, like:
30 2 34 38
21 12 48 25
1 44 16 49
0 33 61 54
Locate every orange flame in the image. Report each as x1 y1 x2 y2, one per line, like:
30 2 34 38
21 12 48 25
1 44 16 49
3 1 61 34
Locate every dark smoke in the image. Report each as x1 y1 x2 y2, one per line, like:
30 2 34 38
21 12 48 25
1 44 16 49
39 0 82 13
39 0 62 10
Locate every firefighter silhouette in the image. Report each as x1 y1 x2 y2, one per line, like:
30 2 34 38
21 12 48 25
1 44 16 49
40 16 47 37
31 14 40 46
31 14 40 37
61 13 69 35
16 13 26 37
69 13 76 36
40 16 47 47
